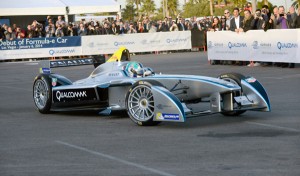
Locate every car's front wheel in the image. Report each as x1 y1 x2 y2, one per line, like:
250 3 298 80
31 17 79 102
125 82 160 126
33 74 52 114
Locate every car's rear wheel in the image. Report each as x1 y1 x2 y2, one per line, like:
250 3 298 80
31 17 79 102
218 73 247 116
33 74 52 114
126 82 160 126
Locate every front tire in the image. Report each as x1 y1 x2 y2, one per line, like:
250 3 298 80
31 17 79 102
219 73 247 116
125 82 160 126
33 74 52 114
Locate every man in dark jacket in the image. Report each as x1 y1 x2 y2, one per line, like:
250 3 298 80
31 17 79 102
230 7 244 32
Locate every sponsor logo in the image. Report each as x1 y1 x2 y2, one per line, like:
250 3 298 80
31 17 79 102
277 42 298 50
108 72 121 77
52 78 57 87
141 39 161 45
156 112 180 121
207 41 224 49
252 41 272 49
207 41 213 48
245 77 257 83
156 104 172 110
56 91 87 102
166 38 188 44
228 42 247 49
40 67 51 74
49 49 76 56
114 41 135 46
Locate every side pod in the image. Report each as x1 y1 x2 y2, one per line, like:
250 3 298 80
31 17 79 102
151 86 186 122
240 77 271 112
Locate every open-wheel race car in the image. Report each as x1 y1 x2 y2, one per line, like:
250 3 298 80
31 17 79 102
33 48 270 126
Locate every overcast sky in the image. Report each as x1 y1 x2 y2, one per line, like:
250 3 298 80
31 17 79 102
116 0 293 11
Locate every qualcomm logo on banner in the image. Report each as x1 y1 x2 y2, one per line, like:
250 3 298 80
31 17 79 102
277 42 298 50
49 49 76 55
228 42 247 49
114 41 135 46
166 38 188 44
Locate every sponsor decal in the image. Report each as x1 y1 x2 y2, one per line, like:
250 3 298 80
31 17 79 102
166 38 188 44
108 72 121 77
156 104 172 110
52 78 57 87
40 67 51 74
49 49 76 56
55 90 87 102
277 42 298 50
114 41 135 46
156 112 180 121
245 77 257 83
252 41 272 49
50 58 93 68
228 42 247 49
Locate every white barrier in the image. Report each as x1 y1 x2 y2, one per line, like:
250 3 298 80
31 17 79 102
0 31 191 60
207 29 300 63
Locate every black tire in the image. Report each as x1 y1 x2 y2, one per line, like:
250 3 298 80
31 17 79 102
33 74 52 114
125 81 161 126
218 73 247 116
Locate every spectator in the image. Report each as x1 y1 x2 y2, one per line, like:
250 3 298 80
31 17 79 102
275 6 291 29
230 7 244 32
288 6 297 28
210 17 222 31
0 25 3 41
67 24 78 36
148 22 157 33
4 27 16 40
261 5 273 31
110 23 120 35
251 9 264 30
45 15 51 27
220 16 227 31
137 22 145 33
102 23 112 35
296 7 300 28
26 24 36 38
170 21 179 31
162 17 170 31
176 14 187 31
127 23 137 34
56 16 66 28
224 9 232 30
157 20 164 32
15 26 26 39
55 24 64 37
77 23 87 36
87 24 96 35
143 16 151 32
45 19 55 37
119 21 127 34
32 20 44 38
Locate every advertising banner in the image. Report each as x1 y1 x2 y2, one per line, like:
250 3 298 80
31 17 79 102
81 31 192 55
207 29 300 63
0 36 82 60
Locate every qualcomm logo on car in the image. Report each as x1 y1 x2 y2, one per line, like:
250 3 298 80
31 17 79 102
166 38 188 44
56 91 87 101
114 41 135 46
277 42 298 50
228 42 247 49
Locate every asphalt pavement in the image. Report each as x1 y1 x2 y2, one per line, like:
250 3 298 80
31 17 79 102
0 52 300 176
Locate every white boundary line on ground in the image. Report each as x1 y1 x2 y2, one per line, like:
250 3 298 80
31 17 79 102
246 121 300 132
55 140 176 176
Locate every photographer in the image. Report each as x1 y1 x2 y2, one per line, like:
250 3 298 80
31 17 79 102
4 27 16 40
55 24 64 37
261 5 273 30
251 9 265 30
16 26 25 38
67 23 78 36
127 23 137 34
275 6 291 29
45 19 55 37
32 20 44 38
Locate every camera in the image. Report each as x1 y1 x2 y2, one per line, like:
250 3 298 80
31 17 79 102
261 9 266 13
279 14 284 17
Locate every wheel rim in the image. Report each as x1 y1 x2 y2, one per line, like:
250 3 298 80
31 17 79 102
128 85 155 122
33 79 49 109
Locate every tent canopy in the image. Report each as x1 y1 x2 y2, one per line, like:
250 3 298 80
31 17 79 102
0 0 120 16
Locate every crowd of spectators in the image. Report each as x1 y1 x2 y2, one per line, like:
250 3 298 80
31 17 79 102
0 3 299 67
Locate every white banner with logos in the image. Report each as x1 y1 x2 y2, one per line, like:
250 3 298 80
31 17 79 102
81 31 192 55
0 32 191 60
207 29 300 63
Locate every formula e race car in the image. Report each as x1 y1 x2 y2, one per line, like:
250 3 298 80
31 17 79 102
33 48 270 126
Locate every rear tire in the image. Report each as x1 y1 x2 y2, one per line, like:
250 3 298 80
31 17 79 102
125 81 161 126
218 73 247 116
33 74 52 114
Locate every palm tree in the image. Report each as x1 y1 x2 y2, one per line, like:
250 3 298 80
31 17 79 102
165 0 179 17
292 0 300 9
140 0 156 16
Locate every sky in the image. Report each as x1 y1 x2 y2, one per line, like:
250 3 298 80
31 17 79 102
116 0 293 11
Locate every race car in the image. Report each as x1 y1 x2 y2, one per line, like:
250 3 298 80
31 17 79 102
33 48 270 126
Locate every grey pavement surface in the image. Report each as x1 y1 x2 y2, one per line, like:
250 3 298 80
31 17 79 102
0 52 300 176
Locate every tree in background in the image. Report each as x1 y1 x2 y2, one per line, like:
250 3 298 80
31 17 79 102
292 0 300 9
182 0 210 17
140 0 156 16
122 3 136 21
159 0 180 18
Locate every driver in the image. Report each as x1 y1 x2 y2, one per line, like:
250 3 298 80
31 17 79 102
124 62 153 77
